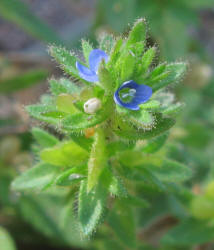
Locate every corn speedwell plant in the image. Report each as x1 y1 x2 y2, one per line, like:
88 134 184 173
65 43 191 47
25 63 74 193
12 19 191 247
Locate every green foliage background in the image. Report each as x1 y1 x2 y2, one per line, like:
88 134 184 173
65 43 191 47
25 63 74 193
0 0 214 250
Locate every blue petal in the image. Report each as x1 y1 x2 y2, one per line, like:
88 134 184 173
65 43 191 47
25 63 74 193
89 49 109 73
76 61 98 82
114 80 152 110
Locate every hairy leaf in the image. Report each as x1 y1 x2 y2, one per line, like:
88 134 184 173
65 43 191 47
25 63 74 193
78 174 109 235
41 140 88 167
11 163 60 191
32 127 59 148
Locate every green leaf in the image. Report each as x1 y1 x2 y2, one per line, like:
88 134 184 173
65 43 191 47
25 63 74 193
49 46 84 81
118 150 163 168
150 159 192 182
69 133 93 151
121 195 149 208
137 47 156 76
0 0 61 44
78 175 109 235
136 168 166 192
148 63 167 79
130 110 154 128
87 128 106 192
18 193 86 247
108 38 123 67
162 103 185 115
0 226 16 250
99 33 115 54
107 140 135 157
0 69 48 93
56 94 79 114
150 63 187 92
161 218 214 246
41 140 88 167
62 97 113 132
49 78 80 95
26 104 65 124
109 175 127 197
32 127 59 148
140 100 160 110
108 201 137 248
120 51 136 82
11 163 60 191
98 61 115 92
113 113 175 140
55 166 86 186
142 133 168 153
126 18 147 46
82 40 93 64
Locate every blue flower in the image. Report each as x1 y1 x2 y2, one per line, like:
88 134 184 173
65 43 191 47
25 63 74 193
76 49 109 82
114 80 152 110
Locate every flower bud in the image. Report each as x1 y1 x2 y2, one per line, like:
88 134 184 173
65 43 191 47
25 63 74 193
84 98 101 114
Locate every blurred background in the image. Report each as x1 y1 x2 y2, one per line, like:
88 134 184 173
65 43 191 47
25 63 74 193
0 0 214 249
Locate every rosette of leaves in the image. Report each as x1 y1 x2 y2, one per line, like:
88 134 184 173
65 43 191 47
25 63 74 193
12 19 191 244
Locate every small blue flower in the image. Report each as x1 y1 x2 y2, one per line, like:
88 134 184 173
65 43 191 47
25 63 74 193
76 49 109 82
114 80 152 110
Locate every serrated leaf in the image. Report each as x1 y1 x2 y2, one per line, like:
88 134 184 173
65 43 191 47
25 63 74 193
87 128 106 191
126 18 147 46
78 175 109 235
49 46 85 81
49 78 80 95
11 163 60 191
0 226 16 250
32 127 59 148
150 63 187 92
82 40 93 64
161 218 214 246
150 159 192 182
41 140 88 167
